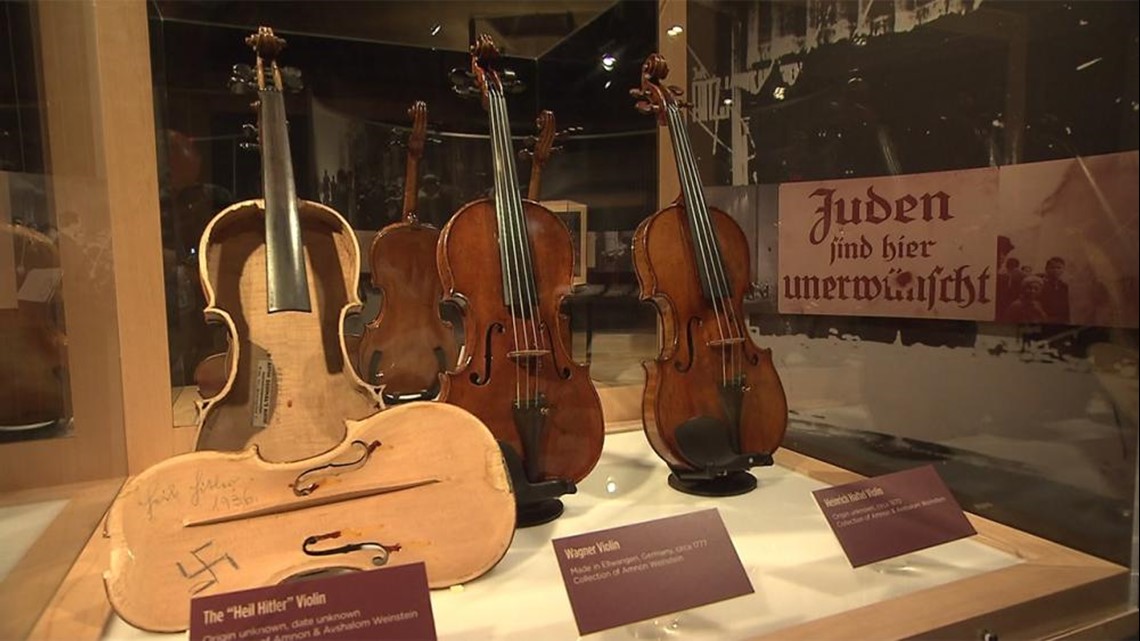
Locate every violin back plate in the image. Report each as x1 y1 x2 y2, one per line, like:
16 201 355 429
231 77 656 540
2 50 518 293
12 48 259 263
104 401 515 632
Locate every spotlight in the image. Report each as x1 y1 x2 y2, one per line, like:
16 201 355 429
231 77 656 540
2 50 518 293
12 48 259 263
601 53 616 71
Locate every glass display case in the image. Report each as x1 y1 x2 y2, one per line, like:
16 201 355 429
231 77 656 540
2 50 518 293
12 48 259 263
2 1 1136 640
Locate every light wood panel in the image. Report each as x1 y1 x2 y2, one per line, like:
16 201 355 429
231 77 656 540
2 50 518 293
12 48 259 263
0 0 172 490
0 479 122 641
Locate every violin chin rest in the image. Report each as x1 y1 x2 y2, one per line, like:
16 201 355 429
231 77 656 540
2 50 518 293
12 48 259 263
674 416 765 476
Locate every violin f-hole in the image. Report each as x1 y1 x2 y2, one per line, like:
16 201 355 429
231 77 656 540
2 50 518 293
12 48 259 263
541 322 572 379
292 440 380 496
470 322 504 385
674 316 701 373
302 531 400 567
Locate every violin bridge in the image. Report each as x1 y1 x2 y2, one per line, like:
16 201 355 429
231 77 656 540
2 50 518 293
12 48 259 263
706 337 746 348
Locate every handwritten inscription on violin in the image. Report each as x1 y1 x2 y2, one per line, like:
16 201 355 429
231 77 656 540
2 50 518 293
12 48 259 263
138 474 257 522
190 563 436 641
552 509 751 635
779 168 998 320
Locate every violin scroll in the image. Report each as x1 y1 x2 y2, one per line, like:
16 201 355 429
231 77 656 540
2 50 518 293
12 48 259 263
634 53 692 124
245 26 286 62
407 100 428 160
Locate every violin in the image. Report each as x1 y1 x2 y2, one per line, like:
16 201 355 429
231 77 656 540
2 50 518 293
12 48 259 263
194 27 378 462
356 101 459 401
629 54 788 481
437 36 604 485
523 110 557 201
0 222 65 427
104 402 516 632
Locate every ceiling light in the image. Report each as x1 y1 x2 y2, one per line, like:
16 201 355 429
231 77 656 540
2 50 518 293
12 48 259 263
601 53 616 71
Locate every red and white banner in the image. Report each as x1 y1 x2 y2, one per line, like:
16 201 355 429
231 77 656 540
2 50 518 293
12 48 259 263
778 151 1138 327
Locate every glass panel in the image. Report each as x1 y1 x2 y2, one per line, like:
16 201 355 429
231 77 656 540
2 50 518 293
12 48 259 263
2 1 142 637
150 1 660 430
0 0 68 443
687 0 1138 570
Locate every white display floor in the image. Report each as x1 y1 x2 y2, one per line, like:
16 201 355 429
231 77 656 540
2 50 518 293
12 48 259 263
102 431 1019 640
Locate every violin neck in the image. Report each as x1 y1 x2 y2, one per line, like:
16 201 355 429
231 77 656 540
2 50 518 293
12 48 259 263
259 87 312 313
487 87 539 313
402 152 420 222
663 102 732 301
527 163 543 202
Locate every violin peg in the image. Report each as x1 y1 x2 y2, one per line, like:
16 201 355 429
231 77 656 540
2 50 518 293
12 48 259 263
280 66 304 92
635 101 656 115
229 63 256 94
452 85 480 99
449 67 474 88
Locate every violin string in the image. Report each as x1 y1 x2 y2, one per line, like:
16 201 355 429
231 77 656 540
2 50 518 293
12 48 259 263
666 103 729 386
671 102 746 386
497 88 543 406
488 85 523 405
491 87 537 406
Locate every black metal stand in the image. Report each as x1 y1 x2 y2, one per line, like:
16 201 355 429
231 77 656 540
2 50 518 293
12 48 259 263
667 469 758 497
664 415 774 497
498 443 576 527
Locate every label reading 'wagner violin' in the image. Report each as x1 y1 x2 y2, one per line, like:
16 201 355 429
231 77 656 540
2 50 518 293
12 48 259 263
552 509 752 635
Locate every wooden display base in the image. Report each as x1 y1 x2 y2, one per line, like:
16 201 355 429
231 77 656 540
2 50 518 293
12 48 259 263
19 416 1136 641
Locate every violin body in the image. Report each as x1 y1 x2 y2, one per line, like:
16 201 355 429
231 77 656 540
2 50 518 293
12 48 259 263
194 199 378 462
633 203 788 471
356 224 457 397
104 401 516 632
437 199 604 483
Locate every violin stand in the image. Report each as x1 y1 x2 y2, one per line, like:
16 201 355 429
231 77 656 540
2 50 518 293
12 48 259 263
499 443 576 527
664 416 775 497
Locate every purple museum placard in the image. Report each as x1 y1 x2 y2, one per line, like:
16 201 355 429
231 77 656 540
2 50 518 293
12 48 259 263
813 465 976 567
552 508 753 635
189 562 436 641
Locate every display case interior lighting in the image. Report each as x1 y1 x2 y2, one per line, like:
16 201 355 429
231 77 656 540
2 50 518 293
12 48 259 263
667 25 683 37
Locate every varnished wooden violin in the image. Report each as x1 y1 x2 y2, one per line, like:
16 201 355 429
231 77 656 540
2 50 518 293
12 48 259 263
630 54 787 490
194 27 378 462
523 110 558 201
104 402 516 632
437 36 604 486
356 101 459 401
